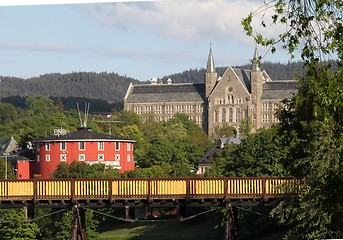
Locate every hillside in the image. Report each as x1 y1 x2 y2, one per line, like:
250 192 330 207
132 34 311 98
161 61 305 83
0 72 140 104
0 61 305 110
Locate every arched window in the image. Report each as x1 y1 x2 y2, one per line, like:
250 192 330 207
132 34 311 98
236 108 241 122
229 108 233 122
222 108 226 122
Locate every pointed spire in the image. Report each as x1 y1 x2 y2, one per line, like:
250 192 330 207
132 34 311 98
206 43 215 73
252 45 261 71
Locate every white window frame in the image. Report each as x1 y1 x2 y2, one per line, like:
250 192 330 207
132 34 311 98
79 154 85 162
98 141 104 151
127 143 131 151
45 143 50 151
127 154 131 162
37 155 40 162
115 142 120 151
98 154 104 161
45 154 50 162
60 142 66 151
79 141 85 150
60 154 66 162
115 154 120 162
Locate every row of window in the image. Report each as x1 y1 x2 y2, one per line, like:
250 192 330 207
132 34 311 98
152 115 203 124
133 105 204 114
38 153 132 162
43 142 131 152
262 102 280 111
215 96 245 105
214 108 248 123
262 114 280 123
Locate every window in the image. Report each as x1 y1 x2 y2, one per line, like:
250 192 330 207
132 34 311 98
98 154 104 161
79 154 85 162
228 86 233 93
60 154 66 162
222 108 226 123
115 142 120 151
236 108 241 122
37 155 40 162
127 143 131 151
45 154 50 162
127 154 131 162
79 141 85 150
273 103 279 111
115 154 120 162
262 114 270 123
262 103 270 111
60 142 66 151
98 141 104 150
45 143 50 151
229 108 233 122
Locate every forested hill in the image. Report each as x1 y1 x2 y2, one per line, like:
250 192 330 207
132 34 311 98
0 72 140 103
161 61 306 83
0 61 304 108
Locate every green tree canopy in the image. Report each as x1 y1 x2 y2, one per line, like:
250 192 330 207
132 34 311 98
242 0 343 238
0 209 41 240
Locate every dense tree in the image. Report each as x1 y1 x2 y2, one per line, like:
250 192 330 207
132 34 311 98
0 103 18 124
242 1 342 61
213 123 237 139
53 161 121 179
209 128 289 178
0 209 41 240
0 72 140 104
205 144 239 177
242 0 343 238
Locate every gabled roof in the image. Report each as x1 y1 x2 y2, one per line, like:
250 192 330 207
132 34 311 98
232 68 251 93
262 80 298 100
33 127 135 143
0 136 18 155
198 137 242 165
125 83 206 103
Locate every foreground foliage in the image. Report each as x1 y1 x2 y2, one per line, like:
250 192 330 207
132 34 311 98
242 0 343 238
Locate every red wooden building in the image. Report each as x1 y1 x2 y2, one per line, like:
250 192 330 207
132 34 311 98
32 127 135 179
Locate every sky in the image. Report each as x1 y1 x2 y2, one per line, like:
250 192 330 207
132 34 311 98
0 0 293 81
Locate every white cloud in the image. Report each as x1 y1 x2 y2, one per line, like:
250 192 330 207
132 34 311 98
83 0 278 45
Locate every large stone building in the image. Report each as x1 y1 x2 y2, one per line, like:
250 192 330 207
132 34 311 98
124 47 297 136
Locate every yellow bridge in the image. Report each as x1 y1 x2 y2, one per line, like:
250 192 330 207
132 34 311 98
0 177 300 208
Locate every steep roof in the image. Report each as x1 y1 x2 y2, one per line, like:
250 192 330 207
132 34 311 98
206 46 215 73
232 68 251 92
33 127 135 143
0 136 18 155
198 137 242 165
262 80 298 100
125 83 206 103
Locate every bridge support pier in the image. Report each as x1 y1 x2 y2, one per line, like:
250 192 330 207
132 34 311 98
70 203 87 240
224 203 238 240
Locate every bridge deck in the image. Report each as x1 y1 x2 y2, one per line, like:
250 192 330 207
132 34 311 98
0 177 301 208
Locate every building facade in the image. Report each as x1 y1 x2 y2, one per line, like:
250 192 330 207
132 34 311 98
32 127 135 178
124 47 297 136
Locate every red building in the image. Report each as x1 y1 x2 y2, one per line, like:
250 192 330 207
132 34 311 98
32 127 135 179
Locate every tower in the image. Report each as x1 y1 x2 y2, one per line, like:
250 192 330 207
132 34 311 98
205 45 218 136
250 46 263 130
205 45 218 98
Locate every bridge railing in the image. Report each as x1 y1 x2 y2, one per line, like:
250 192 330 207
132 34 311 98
0 177 301 201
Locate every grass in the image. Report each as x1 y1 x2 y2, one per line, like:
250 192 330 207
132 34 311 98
98 218 222 240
